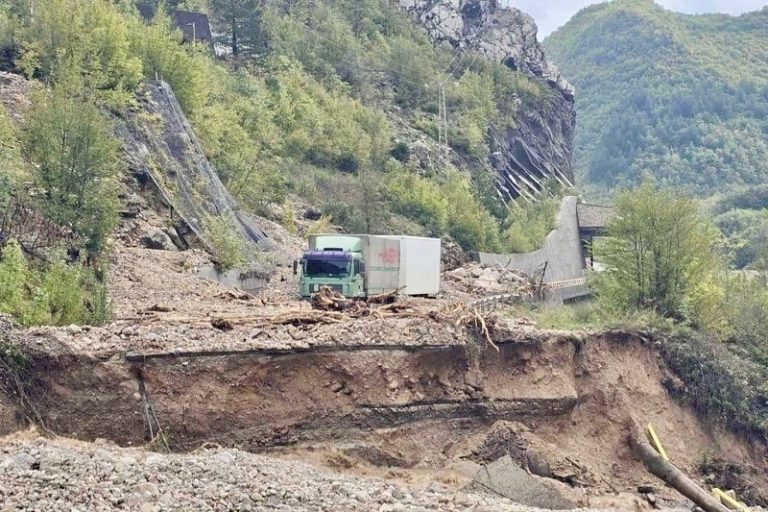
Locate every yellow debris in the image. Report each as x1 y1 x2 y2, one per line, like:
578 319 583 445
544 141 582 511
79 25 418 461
646 423 669 461
712 487 750 511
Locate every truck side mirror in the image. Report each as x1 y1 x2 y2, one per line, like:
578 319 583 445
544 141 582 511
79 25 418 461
359 261 365 275
293 259 298 275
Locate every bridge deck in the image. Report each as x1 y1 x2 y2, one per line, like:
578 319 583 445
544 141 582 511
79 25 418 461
577 203 614 235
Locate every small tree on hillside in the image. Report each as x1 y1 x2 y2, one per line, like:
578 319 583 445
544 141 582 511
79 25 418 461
594 182 718 318
23 85 119 255
209 0 264 56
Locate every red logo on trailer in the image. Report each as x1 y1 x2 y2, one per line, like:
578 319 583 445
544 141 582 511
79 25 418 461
378 247 400 266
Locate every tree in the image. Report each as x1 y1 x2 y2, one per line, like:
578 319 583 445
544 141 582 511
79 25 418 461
209 0 263 56
594 182 718 318
23 85 119 255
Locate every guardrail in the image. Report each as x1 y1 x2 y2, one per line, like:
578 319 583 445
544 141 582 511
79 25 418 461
467 277 592 312
467 293 525 313
547 277 588 290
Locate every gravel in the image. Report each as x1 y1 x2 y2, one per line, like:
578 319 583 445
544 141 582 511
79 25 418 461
0 436 618 512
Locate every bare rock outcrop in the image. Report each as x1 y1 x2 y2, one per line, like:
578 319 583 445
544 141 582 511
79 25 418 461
395 0 576 199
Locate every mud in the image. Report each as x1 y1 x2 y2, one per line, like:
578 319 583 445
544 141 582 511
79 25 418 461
3 329 767 508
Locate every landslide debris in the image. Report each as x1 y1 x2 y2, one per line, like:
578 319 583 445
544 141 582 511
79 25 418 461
443 263 540 298
16 247 541 357
0 434 599 512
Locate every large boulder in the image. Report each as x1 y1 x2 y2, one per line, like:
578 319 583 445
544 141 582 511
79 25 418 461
441 236 468 271
472 455 575 510
140 228 177 251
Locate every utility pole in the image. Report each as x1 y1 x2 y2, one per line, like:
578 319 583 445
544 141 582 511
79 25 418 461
437 85 443 146
441 84 448 148
437 83 448 149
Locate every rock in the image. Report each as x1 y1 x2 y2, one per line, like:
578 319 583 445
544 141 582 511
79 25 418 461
11 452 36 469
120 205 141 218
449 460 482 479
213 451 236 466
453 492 477 507
473 455 575 510
140 228 177 251
163 226 187 251
441 236 468 270
303 207 323 221
465 368 484 389
393 0 575 200
137 481 160 498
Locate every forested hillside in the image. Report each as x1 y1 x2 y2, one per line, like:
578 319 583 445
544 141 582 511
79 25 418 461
545 0 768 195
0 0 568 258
0 0 571 324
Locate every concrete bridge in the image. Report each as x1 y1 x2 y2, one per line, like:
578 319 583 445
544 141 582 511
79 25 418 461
476 197 614 303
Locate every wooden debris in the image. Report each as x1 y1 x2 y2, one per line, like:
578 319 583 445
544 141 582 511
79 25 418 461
629 421 730 512
124 286 504 351
310 287 354 312
145 304 173 313
214 290 255 301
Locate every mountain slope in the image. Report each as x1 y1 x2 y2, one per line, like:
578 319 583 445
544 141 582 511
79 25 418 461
545 0 768 194
394 0 576 199
0 0 576 263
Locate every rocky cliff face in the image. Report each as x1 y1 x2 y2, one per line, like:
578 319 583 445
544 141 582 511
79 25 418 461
395 0 576 199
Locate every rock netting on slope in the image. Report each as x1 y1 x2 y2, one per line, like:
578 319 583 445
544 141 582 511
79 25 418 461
114 80 273 258
0 435 624 512
394 0 576 200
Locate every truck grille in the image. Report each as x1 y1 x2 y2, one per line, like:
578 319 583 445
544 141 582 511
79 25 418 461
328 284 344 294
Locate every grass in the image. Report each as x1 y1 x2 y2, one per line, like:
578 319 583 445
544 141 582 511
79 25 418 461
501 300 682 333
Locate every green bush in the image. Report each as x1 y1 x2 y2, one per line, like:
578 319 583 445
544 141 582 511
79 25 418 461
0 241 30 323
390 142 409 163
128 9 209 113
23 85 119 255
593 182 719 318
502 189 561 253
203 215 246 271
0 241 111 326
663 334 768 440
387 172 449 236
718 274 768 364
441 172 501 252
386 36 438 108
15 0 143 103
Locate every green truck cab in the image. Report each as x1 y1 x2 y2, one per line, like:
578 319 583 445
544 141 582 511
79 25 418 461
298 250 365 298
296 234 441 299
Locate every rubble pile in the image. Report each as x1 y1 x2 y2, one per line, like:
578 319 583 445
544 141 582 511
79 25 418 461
0 435 603 512
443 264 538 296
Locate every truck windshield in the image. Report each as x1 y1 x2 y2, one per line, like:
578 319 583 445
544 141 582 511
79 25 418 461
305 259 350 278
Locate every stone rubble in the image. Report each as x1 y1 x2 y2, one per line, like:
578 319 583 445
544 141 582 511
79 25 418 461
0 436 628 512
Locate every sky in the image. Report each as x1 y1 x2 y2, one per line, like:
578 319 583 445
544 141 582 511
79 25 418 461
503 0 768 39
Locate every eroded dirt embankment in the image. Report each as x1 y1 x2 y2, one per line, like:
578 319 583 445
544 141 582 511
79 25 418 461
4 326 768 507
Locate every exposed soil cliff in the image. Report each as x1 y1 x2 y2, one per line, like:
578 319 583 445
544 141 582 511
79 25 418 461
3 318 767 509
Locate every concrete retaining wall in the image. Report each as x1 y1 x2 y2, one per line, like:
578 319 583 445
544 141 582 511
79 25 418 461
477 196 589 303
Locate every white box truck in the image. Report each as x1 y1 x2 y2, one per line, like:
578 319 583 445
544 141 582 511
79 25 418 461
296 235 441 298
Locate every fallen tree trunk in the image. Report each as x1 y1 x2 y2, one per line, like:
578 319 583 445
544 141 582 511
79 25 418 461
629 423 730 512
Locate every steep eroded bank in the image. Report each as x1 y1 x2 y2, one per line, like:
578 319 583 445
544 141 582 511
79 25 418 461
2 323 767 508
